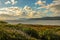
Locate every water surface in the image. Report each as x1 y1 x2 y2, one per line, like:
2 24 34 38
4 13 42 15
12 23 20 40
7 20 60 25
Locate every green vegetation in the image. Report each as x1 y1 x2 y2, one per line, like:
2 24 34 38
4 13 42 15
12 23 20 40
0 21 60 40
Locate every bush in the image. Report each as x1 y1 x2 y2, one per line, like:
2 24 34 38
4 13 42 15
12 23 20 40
0 21 8 24
24 28 40 39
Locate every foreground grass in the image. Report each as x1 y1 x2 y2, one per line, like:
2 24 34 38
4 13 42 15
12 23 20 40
0 21 60 40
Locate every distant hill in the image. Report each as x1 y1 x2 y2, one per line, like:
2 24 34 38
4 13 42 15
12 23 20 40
6 16 60 22
28 16 60 20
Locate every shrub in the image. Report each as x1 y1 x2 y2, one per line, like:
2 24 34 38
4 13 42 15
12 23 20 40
24 28 40 39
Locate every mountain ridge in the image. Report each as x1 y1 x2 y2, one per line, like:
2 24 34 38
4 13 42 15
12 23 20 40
28 16 60 20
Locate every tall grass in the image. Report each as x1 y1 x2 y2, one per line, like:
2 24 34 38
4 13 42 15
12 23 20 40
0 21 60 40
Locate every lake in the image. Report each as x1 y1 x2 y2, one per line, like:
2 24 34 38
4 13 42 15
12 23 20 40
7 20 60 25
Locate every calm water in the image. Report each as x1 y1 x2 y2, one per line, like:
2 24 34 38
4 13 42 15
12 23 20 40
8 20 60 25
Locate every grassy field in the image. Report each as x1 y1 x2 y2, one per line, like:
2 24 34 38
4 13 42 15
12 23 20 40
0 21 60 40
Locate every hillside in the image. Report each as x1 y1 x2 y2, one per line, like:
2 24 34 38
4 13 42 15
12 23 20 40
0 21 60 40
28 16 60 20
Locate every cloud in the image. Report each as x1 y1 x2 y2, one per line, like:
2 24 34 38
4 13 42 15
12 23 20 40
48 0 60 16
0 14 18 20
0 7 23 20
1 0 60 20
35 0 43 5
23 6 32 11
0 6 47 19
23 6 48 18
11 0 17 5
35 0 45 5
5 0 18 5
35 0 60 17
23 6 45 18
0 7 22 17
53 0 60 5
0 2 60 20
5 1 11 4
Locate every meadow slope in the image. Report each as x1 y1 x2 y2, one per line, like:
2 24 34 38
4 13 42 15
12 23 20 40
0 21 60 40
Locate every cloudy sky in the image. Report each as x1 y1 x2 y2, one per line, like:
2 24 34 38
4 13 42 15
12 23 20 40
0 0 60 20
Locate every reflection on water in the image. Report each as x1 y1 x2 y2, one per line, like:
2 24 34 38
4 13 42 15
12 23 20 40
7 20 60 25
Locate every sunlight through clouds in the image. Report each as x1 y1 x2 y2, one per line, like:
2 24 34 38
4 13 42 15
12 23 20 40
0 0 60 20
